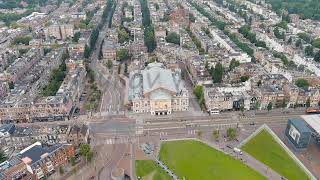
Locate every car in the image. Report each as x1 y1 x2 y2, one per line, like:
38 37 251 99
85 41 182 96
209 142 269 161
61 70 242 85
226 145 232 149
249 122 255 126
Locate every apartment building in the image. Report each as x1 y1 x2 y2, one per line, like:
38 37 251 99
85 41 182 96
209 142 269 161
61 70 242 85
170 8 189 28
45 24 74 40
21 142 74 179
0 142 75 180
102 40 117 61
66 124 90 147
2 48 42 83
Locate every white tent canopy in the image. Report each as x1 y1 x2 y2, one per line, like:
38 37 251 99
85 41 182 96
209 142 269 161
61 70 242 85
301 115 320 135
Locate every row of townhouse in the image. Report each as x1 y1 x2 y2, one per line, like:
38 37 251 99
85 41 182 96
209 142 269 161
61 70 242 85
0 123 89 150
0 48 43 83
204 74 320 114
0 61 86 124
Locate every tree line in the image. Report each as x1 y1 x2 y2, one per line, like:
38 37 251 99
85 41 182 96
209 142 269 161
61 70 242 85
187 0 254 57
239 25 267 48
140 0 156 52
41 51 68 96
264 0 320 20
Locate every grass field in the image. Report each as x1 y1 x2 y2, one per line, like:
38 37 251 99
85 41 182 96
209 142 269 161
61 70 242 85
159 140 266 180
136 160 171 180
242 130 309 180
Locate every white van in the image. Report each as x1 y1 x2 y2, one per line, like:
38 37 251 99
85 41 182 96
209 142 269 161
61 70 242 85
233 147 243 155
210 109 220 115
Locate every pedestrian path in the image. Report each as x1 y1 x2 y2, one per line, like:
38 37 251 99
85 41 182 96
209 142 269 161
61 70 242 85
153 156 179 180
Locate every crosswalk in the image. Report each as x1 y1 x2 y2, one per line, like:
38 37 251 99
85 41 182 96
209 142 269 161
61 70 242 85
136 119 144 135
187 129 196 135
136 126 144 135
94 136 133 145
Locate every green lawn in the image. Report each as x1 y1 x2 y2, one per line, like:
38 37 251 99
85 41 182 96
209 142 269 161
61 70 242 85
136 160 171 180
159 140 265 180
242 130 309 180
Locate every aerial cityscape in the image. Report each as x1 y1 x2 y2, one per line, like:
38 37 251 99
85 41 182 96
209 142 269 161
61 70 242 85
0 0 320 179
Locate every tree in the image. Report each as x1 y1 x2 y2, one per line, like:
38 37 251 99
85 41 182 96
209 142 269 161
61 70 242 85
59 166 64 175
240 104 245 115
295 78 309 88
212 130 219 141
212 63 224 83
155 3 159 11
8 81 14 89
313 38 320 48
144 26 157 52
117 48 129 61
193 85 203 100
306 98 311 108
277 20 288 29
281 99 287 108
84 44 91 59
314 51 320 62
229 59 240 71
295 39 302 48
72 32 81 43
257 80 262 87
80 144 93 163
107 60 113 69
189 13 196 23
87 151 94 162
71 157 76 166
165 32 180 45
41 58 67 97
80 144 90 157
287 36 293 44
118 29 129 44
273 27 285 40
13 36 32 45
267 102 273 112
193 85 205 110
240 75 250 82
0 149 7 163
298 64 305 71
305 46 314 56
226 128 237 141
197 129 203 137
298 32 312 43
254 101 260 111
124 63 128 74
72 167 77 174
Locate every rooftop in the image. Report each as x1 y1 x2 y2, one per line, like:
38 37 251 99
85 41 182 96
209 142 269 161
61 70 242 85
288 119 311 133
301 115 320 135
18 142 64 165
